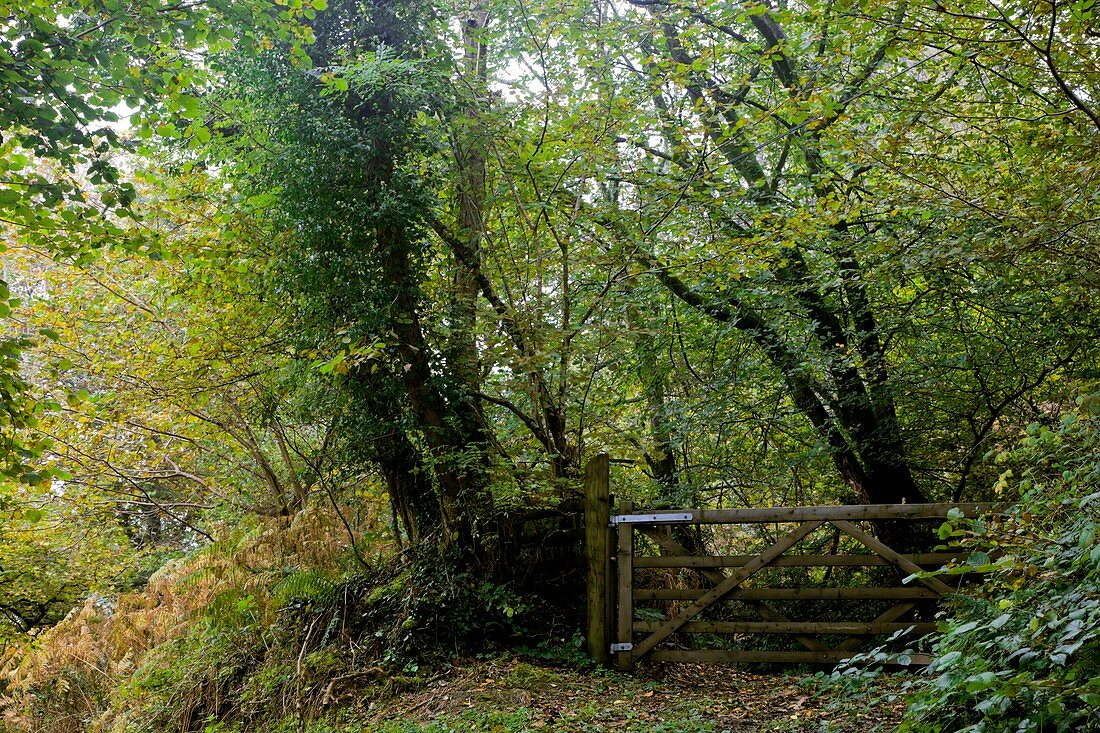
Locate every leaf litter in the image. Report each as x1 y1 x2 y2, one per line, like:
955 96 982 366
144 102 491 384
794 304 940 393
352 658 906 732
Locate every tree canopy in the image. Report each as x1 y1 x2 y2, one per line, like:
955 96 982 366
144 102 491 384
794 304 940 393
1 0 1097 572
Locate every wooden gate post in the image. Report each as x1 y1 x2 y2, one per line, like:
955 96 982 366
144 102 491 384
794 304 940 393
584 453 611 666
615 499 635 671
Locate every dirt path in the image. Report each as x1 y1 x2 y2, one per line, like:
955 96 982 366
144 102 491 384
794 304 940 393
354 658 906 732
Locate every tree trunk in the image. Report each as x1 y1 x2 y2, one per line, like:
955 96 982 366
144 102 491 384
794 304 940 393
447 0 489 392
379 225 494 554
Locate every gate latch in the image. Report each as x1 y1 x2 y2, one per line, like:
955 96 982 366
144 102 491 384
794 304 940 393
610 512 693 526
610 643 634 653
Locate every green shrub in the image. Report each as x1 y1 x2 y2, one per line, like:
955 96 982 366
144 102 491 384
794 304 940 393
352 545 534 671
117 611 266 732
895 395 1100 732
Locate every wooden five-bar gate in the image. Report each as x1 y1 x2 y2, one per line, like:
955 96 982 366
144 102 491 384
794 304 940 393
583 454 999 670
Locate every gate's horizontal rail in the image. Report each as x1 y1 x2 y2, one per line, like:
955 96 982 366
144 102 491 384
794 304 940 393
616 502 1002 524
634 552 965 568
633 620 938 635
635 586 941 601
649 650 933 665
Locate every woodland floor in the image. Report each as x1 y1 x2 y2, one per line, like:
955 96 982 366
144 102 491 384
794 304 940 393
341 657 907 732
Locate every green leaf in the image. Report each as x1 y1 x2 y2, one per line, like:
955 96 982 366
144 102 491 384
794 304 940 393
954 621 980 635
936 651 963 667
967 551 991 567
0 189 22 207
964 672 998 692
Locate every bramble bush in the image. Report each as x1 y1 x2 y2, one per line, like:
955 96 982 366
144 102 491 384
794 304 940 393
896 394 1100 732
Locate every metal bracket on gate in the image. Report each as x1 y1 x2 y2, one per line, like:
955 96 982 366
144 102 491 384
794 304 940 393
610 643 634 653
610 512 693 526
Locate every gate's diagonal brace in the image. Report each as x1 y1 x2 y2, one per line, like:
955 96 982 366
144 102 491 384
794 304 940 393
638 526 828 653
631 520 825 660
830 520 953 596
828 520 949 654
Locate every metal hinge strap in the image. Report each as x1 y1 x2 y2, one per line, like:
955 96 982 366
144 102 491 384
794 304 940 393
610 512 693 526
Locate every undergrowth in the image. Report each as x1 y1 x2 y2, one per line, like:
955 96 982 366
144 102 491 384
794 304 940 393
0 500 575 733
828 394 1100 732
